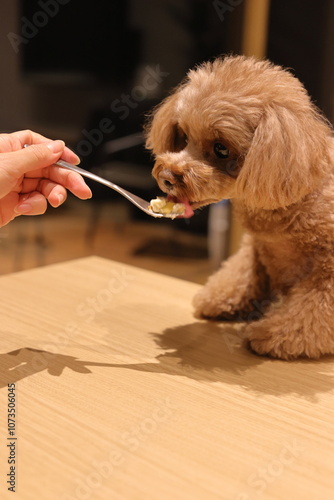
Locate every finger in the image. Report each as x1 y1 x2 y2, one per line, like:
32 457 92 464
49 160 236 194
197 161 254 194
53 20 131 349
22 169 92 200
0 130 49 153
48 186 67 208
0 130 81 164
39 182 68 208
20 179 68 207
48 169 92 199
2 141 67 179
12 130 52 146
21 165 92 200
58 146 81 165
14 192 48 216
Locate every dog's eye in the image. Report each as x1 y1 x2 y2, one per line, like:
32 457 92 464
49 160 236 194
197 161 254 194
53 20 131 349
214 143 230 159
174 127 188 152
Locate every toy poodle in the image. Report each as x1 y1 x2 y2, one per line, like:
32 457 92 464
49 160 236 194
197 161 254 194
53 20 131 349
145 54 334 360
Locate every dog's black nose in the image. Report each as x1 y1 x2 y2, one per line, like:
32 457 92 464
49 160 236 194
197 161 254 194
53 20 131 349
159 169 177 190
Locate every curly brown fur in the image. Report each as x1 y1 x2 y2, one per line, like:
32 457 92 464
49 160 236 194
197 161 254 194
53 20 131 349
145 55 334 360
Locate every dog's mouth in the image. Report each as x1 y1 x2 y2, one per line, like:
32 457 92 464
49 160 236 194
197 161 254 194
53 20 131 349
167 196 220 217
166 195 194 218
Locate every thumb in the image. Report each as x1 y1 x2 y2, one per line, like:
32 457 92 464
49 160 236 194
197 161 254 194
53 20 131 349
7 140 66 176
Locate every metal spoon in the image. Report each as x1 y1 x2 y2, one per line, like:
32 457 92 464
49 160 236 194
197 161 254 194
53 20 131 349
24 144 164 218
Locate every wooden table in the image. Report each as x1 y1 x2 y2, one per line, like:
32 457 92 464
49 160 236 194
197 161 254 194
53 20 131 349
0 256 333 500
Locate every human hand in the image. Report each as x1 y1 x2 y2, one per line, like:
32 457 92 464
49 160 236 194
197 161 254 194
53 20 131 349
0 130 92 227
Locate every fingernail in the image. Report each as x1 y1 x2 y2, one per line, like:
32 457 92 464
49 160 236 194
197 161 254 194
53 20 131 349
57 193 65 205
47 140 65 154
67 147 81 165
73 154 81 165
14 203 32 214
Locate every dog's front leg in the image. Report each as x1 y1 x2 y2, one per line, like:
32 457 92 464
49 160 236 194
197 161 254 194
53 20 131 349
193 233 269 320
247 278 334 359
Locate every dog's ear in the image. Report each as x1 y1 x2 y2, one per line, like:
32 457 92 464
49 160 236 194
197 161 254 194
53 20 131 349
235 104 332 209
145 92 182 155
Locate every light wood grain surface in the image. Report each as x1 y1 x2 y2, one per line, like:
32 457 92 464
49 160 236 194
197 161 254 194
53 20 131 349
0 256 333 500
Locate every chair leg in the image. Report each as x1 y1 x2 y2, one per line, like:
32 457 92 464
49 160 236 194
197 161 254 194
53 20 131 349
207 201 230 270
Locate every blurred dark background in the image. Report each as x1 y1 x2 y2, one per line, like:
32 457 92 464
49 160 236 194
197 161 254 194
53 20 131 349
0 0 333 278
1 0 333 130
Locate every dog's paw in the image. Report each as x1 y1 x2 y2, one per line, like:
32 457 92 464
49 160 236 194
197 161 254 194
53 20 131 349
248 337 291 360
246 321 300 359
192 288 238 320
246 322 324 360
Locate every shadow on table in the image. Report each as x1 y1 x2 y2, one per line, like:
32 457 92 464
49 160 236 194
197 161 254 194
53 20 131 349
101 320 334 400
1 321 334 400
0 347 116 388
